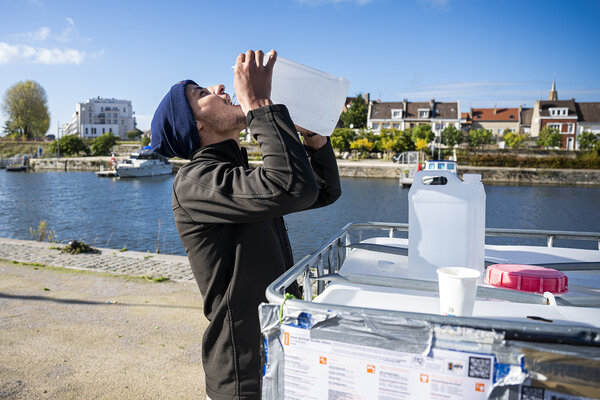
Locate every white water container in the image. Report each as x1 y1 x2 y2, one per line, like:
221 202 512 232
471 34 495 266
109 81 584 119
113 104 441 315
408 170 486 281
269 57 350 136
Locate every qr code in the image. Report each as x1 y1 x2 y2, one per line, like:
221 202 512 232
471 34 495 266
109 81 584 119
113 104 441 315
521 386 545 400
468 356 491 379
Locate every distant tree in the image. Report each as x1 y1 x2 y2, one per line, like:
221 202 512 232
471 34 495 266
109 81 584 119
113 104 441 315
2 80 50 139
330 128 356 152
340 93 368 129
536 126 562 148
415 138 429 151
468 128 494 149
392 130 416 153
349 137 374 155
410 124 435 145
503 130 528 149
125 129 143 140
140 136 151 146
91 132 118 155
441 125 463 147
577 130 598 152
49 134 90 156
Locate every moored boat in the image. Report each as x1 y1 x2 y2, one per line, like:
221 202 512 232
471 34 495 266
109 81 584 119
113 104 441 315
115 147 172 178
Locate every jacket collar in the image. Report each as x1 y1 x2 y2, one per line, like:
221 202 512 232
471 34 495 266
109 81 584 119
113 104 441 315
190 139 248 168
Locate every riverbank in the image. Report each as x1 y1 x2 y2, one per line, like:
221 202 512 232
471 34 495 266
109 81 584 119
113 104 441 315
25 156 600 185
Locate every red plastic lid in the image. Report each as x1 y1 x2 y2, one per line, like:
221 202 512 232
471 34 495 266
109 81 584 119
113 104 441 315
485 264 568 294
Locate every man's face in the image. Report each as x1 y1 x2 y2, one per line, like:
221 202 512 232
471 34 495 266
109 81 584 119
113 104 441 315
185 84 246 138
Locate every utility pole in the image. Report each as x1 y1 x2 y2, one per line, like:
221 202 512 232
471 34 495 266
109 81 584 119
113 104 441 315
57 121 60 159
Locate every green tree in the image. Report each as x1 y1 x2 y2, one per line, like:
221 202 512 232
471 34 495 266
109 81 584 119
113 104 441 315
410 124 434 145
340 93 368 129
577 131 598 152
503 130 528 149
140 136 151 147
441 125 463 147
2 80 50 139
126 129 143 140
392 129 416 153
49 134 90 156
91 132 118 155
330 128 356 152
536 126 562 148
468 128 494 149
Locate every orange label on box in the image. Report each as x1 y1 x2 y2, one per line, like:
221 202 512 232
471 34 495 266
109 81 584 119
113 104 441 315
319 356 327 365
366 365 376 374
284 332 289 346
420 374 429 383
475 382 485 392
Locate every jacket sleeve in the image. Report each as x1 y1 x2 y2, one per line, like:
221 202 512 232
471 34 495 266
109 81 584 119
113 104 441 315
304 137 342 210
173 105 319 224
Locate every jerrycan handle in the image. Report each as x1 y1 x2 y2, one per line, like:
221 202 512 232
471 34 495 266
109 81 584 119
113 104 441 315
412 170 462 188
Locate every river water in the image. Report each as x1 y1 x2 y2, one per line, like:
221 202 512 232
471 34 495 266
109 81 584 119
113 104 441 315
0 170 598 260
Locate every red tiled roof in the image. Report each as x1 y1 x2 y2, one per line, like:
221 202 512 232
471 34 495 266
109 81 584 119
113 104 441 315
471 108 519 121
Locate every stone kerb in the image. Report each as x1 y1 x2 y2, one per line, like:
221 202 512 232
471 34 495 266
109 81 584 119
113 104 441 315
0 238 193 282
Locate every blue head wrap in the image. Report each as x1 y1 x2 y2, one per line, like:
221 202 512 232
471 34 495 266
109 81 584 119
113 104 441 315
151 80 200 159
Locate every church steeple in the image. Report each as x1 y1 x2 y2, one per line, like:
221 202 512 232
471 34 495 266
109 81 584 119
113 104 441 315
548 79 557 101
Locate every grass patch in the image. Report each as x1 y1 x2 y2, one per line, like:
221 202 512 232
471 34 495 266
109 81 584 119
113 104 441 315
1 258 172 283
60 240 99 254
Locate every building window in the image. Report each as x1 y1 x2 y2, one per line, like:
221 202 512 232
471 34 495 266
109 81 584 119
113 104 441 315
101 107 104 112
382 123 389 129
391 109 403 119
123 107 126 112
85 127 88 134
122 119 125 125
418 109 429 118
372 123 380 130
102 128 105 134
550 108 568 116
548 123 561 131
393 123 400 129
567 123 574 133
435 123 444 130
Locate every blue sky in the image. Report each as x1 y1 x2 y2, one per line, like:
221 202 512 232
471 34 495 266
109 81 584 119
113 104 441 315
1 0 599 133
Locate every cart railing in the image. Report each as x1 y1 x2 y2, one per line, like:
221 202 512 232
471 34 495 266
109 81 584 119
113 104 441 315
265 222 600 345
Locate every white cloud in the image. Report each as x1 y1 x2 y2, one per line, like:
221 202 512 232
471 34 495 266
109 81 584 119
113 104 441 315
34 26 51 41
12 26 51 41
0 43 85 64
57 17 77 42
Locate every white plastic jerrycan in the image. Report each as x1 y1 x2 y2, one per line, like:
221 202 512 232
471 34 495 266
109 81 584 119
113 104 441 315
408 170 486 281
269 57 350 136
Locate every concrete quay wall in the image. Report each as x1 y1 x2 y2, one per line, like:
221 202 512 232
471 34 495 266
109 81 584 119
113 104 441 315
29 156 113 171
27 157 600 185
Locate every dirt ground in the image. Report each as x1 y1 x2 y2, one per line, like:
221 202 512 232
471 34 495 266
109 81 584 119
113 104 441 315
0 261 208 399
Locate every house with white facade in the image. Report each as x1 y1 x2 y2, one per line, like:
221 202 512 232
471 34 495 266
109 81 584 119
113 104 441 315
62 97 136 140
576 102 600 137
367 98 460 137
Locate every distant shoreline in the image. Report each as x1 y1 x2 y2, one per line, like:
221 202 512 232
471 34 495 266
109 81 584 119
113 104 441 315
19 157 600 186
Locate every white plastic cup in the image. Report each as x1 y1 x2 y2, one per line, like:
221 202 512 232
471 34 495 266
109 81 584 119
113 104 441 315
269 57 350 136
436 267 481 317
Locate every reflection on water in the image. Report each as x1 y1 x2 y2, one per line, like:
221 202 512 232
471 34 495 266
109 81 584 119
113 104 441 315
1 170 598 259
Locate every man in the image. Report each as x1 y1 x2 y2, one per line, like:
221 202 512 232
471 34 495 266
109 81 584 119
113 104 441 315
151 49 341 400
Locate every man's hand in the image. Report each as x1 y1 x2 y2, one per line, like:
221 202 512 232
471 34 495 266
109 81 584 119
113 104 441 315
234 49 276 116
296 125 328 150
